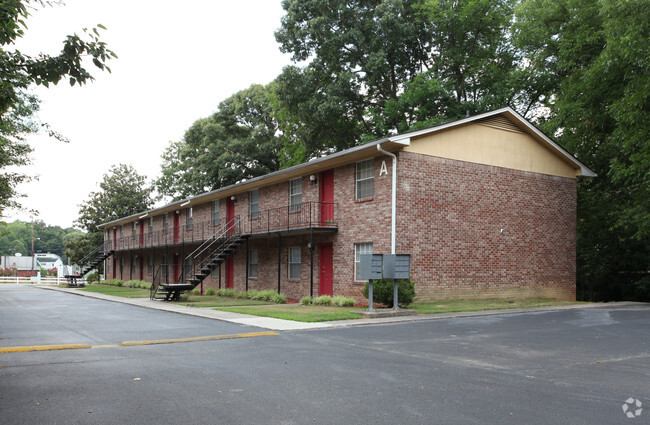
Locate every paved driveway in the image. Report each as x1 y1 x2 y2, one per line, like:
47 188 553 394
1 285 648 424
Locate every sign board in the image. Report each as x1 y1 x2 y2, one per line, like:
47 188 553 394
359 254 383 280
359 254 411 280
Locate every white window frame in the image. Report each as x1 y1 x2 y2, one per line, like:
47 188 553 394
249 249 259 278
288 246 301 279
249 189 260 219
212 200 220 225
148 217 153 235
186 207 193 229
163 213 169 233
354 242 374 281
289 178 302 211
356 159 375 199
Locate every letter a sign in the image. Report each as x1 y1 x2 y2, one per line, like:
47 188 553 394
379 160 388 176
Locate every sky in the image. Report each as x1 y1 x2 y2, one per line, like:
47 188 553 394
5 0 294 229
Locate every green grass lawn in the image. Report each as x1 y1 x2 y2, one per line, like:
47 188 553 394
215 304 364 322
173 296 277 308
410 298 584 314
78 285 151 298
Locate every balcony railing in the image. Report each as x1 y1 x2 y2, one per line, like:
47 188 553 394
111 202 337 251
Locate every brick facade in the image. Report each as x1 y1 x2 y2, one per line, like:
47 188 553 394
102 109 587 303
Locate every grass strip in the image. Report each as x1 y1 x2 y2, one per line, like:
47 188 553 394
215 305 364 322
173 295 277 308
78 285 151 298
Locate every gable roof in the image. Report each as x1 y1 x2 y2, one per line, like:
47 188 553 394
98 107 595 229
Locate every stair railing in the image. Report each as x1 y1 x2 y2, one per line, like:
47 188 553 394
149 264 169 300
177 217 242 287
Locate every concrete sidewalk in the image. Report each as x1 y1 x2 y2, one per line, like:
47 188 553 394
35 285 646 331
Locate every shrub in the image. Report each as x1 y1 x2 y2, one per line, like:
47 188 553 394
247 290 262 300
217 288 236 297
102 279 123 287
299 296 312 305
86 271 99 283
313 295 332 305
205 288 215 296
270 292 287 303
332 295 355 307
124 280 150 290
362 277 416 307
191 289 201 295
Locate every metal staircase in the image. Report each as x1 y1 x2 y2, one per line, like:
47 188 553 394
150 218 244 301
65 240 114 285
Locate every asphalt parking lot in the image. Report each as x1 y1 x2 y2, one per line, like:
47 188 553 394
1 285 648 424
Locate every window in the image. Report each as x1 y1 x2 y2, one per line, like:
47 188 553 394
131 256 136 274
249 189 260 218
148 217 153 235
163 213 169 233
186 207 193 229
161 255 168 278
132 222 137 235
354 242 373 281
288 246 301 279
356 159 375 199
148 255 153 275
120 225 124 238
289 178 302 211
249 249 259 278
212 200 219 225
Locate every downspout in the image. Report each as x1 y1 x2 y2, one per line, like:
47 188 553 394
377 144 397 255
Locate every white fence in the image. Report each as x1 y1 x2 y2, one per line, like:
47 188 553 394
0 276 86 285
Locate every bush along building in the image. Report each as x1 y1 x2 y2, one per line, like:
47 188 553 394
95 107 595 302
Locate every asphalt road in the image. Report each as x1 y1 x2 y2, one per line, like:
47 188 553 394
0 285 648 424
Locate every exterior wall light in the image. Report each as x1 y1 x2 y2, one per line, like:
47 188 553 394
309 174 317 184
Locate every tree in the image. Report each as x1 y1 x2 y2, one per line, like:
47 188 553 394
76 164 153 235
0 219 78 260
274 0 527 164
156 84 283 200
514 0 649 300
0 0 116 217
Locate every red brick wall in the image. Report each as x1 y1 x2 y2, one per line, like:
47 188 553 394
396 151 577 301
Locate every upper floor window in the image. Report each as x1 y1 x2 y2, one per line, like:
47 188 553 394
289 178 302 211
212 200 219 225
120 225 124 238
186 207 193 229
163 213 169 233
132 222 137 235
356 159 374 199
249 189 259 218
148 217 153 235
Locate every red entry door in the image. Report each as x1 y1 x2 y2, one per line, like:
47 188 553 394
173 213 180 243
320 169 334 225
173 254 179 283
140 219 145 247
226 198 235 236
112 229 117 278
226 257 234 288
319 243 333 296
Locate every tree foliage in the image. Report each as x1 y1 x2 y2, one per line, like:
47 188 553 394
0 219 80 260
0 0 116 216
273 0 530 164
155 84 282 201
76 164 153 234
514 0 649 300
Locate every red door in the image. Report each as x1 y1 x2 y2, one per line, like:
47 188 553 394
319 243 333 296
226 257 234 288
140 219 145 247
226 198 235 236
320 169 334 225
173 213 180 243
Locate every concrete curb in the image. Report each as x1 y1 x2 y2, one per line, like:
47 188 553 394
35 285 648 331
